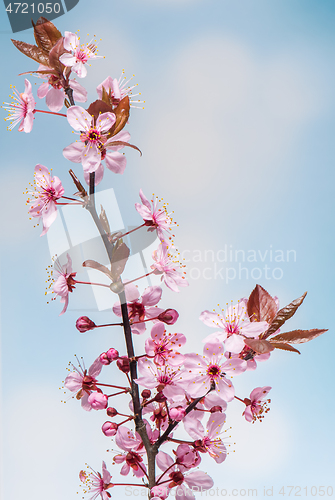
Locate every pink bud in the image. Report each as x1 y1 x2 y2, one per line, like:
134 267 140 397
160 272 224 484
87 392 108 410
142 389 151 399
210 405 223 413
169 406 186 421
106 407 118 417
106 348 119 361
100 352 111 365
76 316 96 333
151 485 168 500
117 356 130 373
102 421 118 436
157 309 179 325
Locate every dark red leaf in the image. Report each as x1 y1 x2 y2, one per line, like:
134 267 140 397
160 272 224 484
244 338 275 354
48 38 66 73
11 39 50 66
261 292 307 339
33 17 62 54
270 342 301 354
108 96 130 137
247 284 278 323
269 329 328 345
106 140 142 156
86 100 113 122
68 169 87 199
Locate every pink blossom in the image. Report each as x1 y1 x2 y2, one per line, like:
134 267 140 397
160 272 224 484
27 164 64 236
200 299 268 354
114 426 147 478
113 283 164 335
97 73 143 109
59 32 102 78
63 105 115 172
188 412 227 464
3 79 35 132
63 105 129 180
80 462 113 500
175 443 201 469
52 254 77 315
36 64 87 111
135 358 187 401
64 356 103 411
151 242 188 292
87 392 108 410
242 386 271 423
135 190 174 242
156 451 213 500
182 341 247 402
145 322 186 366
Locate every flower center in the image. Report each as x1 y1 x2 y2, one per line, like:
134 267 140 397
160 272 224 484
206 364 221 379
75 49 89 64
128 301 146 321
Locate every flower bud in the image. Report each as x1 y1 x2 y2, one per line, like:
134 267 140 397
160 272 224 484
106 348 119 361
76 316 96 333
100 352 111 365
154 391 167 403
210 405 223 413
102 421 118 436
117 356 130 373
106 407 118 418
157 309 179 325
151 485 169 500
87 392 108 410
141 389 151 399
169 406 186 421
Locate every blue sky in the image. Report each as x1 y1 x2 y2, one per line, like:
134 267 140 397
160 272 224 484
1 1 335 499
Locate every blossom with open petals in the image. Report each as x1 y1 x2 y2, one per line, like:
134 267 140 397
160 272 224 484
200 299 268 354
65 356 103 411
3 79 35 132
156 451 213 500
182 341 246 401
135 358 187 401
52 254 76 315
186 412 227 464
59 32 102 78
63 106 115 173
145 322 186 366
135 190 174 242
151 242 188 292
37 65 87 112
80 462 113 500
97 72 144 109
113 283 164 335
27 164 64 236
242 386 271 423
113 426 147 478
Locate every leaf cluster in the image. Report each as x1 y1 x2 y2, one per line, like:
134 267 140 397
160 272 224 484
245 284 327 356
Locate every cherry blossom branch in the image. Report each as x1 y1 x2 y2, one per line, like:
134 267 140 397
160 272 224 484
64 86 75 106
